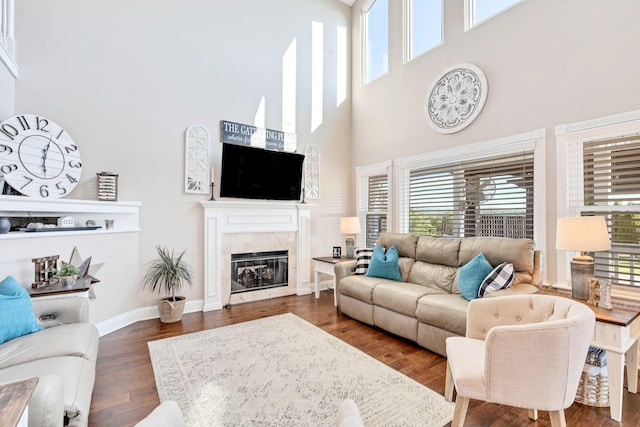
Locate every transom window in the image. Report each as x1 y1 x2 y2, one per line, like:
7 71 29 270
362 0 389 84
466 0 523 30
404 0 442 62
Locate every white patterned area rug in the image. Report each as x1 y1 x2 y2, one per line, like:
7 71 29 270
148 313 454 426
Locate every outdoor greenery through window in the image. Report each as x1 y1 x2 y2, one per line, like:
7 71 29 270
365 174 388 247
581 134 640 288
408 151 534 238
363 0 389 84
467 0 522 28
404 0 442 61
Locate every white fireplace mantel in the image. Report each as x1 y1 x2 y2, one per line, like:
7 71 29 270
200 200 311 311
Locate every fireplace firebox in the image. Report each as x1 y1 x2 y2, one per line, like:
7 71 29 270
231 250 288 293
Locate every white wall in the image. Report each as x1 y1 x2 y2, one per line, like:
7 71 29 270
350 0 640 284
0 62 15 121
12 0 353 320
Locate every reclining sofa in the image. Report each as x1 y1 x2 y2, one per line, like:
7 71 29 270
335 233 541 356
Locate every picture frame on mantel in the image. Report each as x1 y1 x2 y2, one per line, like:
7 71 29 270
185 125 210 194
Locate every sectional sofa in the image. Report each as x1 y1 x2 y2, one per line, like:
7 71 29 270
335 232 541 356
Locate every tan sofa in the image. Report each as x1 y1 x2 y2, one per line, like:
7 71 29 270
335 233 541 356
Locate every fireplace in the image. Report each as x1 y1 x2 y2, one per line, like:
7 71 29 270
231 250 288 293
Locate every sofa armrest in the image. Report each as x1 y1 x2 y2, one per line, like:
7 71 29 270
531 250 543 286
25 374 65 427
31 297 89 328
334 260 356 308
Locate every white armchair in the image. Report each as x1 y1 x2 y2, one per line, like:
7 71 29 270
444 294 595 427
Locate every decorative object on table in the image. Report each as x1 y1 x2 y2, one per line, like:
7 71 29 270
57 216 74 227
96 171 118 201
85 219 96 227
575 346 609 407
598 280 613 309
66 246 104 298
209 177 216 201
340 217 361 259
332 246 341 259
20 222 101 232
425 63 488 134
0 216 10 234
55 263 79 286
142 245 194 323
588 278 600 306
185 125 210 194
556 216 611 299
31 255 60 288
303 145 320 199
104 219 114 230
0 114 82 198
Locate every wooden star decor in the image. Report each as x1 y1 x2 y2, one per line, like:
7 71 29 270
62 247 104 298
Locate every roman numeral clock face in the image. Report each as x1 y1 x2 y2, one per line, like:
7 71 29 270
0 114 82 198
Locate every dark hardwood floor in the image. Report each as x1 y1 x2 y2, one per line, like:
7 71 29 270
89 292 638 426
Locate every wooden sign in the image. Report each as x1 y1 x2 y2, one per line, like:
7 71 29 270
220 120 296 152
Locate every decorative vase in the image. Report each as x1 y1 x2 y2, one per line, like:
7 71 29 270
0 217 10 234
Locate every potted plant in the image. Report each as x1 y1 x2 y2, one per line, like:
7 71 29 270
142 245 193 323
56 263 80 286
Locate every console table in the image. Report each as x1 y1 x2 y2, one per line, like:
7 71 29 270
539 288 640 421
0 377 38 427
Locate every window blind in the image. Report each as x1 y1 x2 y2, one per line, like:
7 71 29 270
366 174 388 247
408 151 534 238
582 134 640 287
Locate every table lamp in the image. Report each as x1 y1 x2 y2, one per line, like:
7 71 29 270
340 217 361 259
556 216 611 299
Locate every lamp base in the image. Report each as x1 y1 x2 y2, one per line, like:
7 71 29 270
571 259 594 300
345 236 355 259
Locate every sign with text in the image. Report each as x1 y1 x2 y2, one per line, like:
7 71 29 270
220 120 297 152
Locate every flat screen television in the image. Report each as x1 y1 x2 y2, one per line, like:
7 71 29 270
220 143 305 201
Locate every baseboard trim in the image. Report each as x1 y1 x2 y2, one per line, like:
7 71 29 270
96 299 205 336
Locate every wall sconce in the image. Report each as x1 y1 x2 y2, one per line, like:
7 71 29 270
556 216 611 299
340 217 361 259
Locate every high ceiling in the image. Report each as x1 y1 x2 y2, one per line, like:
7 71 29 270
339 0 356 6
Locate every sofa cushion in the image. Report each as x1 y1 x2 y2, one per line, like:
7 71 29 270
415 236 461 267
340 275 391 304
0 276 43 344
458 253 493 301
416 294 469 336
478 262 515 297
408 262 457 293
398 257 416 282
365 245 402 281
372 282 445 317
459 237 535 274
0 323 99 370
353 248 374 275
377 233 419 259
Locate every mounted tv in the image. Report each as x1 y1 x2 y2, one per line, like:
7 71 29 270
220 143 305 201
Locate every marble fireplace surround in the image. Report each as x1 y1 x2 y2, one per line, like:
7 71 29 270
200 201 311 311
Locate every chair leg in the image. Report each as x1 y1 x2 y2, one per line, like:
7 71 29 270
444 361 454 402
549 410 566 427
528 409 538 420
451 396 470 427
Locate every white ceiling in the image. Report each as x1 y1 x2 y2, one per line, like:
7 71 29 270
339 0 356 6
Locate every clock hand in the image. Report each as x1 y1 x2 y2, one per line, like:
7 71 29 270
42 137 52 177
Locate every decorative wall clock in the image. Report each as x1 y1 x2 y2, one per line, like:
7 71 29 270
303 145 320 199
184 125 210 194
0 114 82 198
425 63 488 134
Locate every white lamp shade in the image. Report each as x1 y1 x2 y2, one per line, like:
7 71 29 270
556 216 611 252
340 217 361 235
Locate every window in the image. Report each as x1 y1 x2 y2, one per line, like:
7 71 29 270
362 0 389 84
404 0 442 62
407 151 534 238
396 129 545 247
357 162 391 247
558 110 640 295
466 0 523 30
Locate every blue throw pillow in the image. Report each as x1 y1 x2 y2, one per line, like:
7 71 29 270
0 276 43 344
365 245 402 281
458 253 493 301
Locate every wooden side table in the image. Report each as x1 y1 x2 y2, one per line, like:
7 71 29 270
0 377 38 427
538 288 640 421
313 256 348 306
27 278 90 299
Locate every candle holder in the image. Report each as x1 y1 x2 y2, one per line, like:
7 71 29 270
209 182 216 201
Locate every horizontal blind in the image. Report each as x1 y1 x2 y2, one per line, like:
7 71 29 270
582 134 640 288
409 151 534 238
366 174 388 247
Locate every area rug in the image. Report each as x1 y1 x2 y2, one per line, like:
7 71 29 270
148 313 454 426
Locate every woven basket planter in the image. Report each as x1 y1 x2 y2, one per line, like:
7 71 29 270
159 297 186 323
575 346 609 407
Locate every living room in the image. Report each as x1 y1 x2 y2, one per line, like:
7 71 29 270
2 0 640 426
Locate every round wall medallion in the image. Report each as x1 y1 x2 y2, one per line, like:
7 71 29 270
425 63 488 134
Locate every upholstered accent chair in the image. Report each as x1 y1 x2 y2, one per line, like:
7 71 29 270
444 294 595 427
